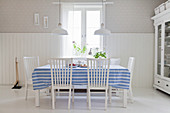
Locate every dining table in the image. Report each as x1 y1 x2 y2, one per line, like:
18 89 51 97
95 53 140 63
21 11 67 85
32 64 130 107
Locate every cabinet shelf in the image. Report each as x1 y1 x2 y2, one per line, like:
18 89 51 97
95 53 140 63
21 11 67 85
159 45 170 48
159 37 170 40
165 54 170 56
165 36 170 40
167 45 170 47
165 64 170 67
158 63 170 67
165 27 170 32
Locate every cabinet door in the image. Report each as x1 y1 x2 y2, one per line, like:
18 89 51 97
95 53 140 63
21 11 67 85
164 22 170 79
156 24 162 76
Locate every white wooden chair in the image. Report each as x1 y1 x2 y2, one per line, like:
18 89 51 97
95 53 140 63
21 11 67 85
23 56 39 100
50 58 73 110
127 57 135 102
87 58 110 110
110 58 121 65
108 57 135 107
72 58 88 103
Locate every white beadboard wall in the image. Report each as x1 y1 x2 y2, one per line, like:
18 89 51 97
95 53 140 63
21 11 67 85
0 33 63 85
0 33 154 88
106 33 154 88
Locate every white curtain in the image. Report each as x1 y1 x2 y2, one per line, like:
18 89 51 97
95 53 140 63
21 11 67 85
61 4 74 57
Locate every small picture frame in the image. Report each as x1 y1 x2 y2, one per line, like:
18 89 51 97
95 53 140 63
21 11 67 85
34 13 39 25
43 16 48 28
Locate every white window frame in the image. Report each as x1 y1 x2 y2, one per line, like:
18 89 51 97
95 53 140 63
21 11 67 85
72 5 104 51
61 4 106 57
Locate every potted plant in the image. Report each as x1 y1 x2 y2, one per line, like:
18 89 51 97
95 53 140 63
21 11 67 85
93 51 107 59
73 42 87 56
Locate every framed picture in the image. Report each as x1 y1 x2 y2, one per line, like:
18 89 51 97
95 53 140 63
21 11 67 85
34 13 39 25
44 16 48 28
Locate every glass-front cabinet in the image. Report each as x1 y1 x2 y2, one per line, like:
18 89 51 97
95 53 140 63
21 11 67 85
152 13 170 94
164 21 170 79
155 21 170 80
157 24 162 76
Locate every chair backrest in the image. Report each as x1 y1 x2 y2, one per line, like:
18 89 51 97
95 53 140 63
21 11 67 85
23 56 39 81
110 58 120 65
87 58 110 88
50 58 73 87
128 57 135 87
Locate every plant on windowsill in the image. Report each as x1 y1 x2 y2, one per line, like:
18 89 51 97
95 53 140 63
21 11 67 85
93 51 107 59
73 41 87 56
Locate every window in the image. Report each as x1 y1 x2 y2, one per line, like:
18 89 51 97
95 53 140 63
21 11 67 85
66 5 103 56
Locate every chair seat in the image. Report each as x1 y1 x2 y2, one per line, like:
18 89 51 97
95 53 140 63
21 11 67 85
89 86 107 90
52 85 71 89
73 85 87 89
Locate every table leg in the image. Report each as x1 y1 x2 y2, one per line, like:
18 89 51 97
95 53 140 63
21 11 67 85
35 90 40 107
123 89 127 108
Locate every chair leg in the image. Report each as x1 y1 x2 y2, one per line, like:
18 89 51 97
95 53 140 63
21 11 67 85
45 89 50 96
109 86 112 104
51 88 55 109
87 86 89 103
105 89 108 110
50 88 52 101
116 89 119 97
72 86 74 103
54 90 56 104
88 88 91 110
25 83 28 100
35 90 40 107
123 89 127 108
129 88 134 103
68 88 71 110
58 89 60 96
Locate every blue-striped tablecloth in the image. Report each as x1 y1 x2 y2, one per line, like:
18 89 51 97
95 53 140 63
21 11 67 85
32 65 130 90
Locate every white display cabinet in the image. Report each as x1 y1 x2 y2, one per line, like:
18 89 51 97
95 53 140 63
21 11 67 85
152 9 170 94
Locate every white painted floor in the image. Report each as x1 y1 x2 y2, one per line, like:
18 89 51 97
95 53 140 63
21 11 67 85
0 86 170 113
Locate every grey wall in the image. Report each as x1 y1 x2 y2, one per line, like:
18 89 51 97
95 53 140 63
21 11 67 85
0 0 167 33
0 0 59 33
106 0 166 33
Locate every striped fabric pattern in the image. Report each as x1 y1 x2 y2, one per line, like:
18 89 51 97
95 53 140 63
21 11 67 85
32 65 130 90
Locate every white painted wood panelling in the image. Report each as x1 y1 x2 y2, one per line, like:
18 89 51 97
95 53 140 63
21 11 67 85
0 33 62 85
0 33 154 88
105 33 154 88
